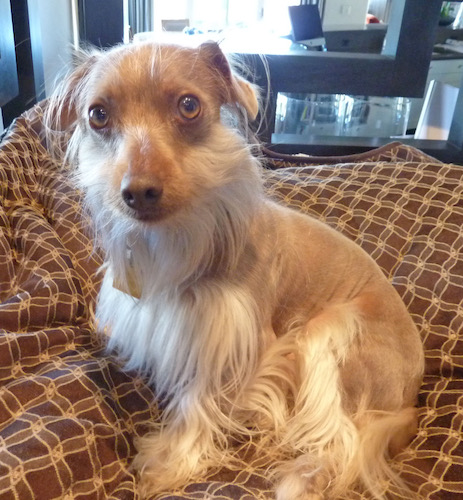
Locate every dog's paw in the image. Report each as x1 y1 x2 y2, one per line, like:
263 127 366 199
275 480 324 500
274 455 329 500
134 453 195 497
132 433 212 497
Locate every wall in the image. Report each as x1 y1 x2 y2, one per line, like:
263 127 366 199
0 0 74 129
28 0 74 98
322 0 369 28
367 0 391 22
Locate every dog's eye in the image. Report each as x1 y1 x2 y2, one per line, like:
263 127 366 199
178 95 201 120
88 105 109 130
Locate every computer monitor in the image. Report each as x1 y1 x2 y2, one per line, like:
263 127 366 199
288 5 326 49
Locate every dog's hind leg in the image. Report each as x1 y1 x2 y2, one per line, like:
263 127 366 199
274 307 361 499
273 302 420 500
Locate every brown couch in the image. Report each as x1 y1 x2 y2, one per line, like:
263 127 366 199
0 103 462 499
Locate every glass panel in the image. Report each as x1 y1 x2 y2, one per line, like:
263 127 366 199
274 92 411 138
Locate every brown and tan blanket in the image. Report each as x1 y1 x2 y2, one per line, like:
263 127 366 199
0 104 462 499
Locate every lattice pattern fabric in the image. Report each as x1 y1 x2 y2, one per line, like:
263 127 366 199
0 104 462 499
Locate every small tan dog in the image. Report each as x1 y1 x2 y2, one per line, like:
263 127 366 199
47 41 424 499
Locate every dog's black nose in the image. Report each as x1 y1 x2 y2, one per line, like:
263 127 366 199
121 175 163 211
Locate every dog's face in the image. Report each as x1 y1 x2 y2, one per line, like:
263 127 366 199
59 42 258 224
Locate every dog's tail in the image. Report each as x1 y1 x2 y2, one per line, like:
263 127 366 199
349 405 418 499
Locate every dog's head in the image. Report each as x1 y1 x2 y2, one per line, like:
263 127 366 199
48 42 260 224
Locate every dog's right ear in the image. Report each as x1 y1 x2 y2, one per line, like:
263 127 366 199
46 49 100 132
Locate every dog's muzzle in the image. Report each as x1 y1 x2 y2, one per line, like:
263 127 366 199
121 173 163 215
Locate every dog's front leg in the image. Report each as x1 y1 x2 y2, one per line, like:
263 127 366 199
133 390 230 497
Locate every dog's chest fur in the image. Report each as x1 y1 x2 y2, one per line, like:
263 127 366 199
97 262 266 400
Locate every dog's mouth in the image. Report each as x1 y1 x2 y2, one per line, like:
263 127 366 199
128 208 166 223
120 203 176 224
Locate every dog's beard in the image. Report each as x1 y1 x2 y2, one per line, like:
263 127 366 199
75 124 262 293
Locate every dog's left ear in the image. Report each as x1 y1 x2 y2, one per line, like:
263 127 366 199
200 42 259 121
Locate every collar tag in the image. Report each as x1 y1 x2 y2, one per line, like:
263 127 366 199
112 249 142 298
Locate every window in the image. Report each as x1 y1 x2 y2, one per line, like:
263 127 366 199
152 0 300 34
